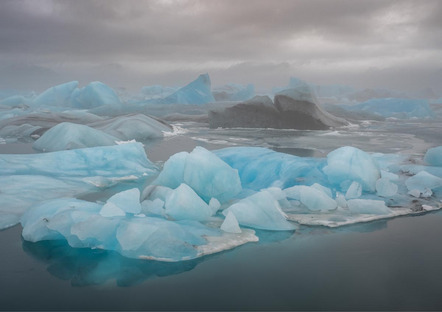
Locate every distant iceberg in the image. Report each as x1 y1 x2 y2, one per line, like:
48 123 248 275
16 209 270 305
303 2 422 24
31 81 123 113
344 98 434 119
33 81 79 108
154 74 215 105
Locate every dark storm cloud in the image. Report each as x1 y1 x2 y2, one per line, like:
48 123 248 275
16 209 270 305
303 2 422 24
0 0 441 93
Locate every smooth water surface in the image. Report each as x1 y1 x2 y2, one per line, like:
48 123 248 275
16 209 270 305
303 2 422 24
1 118 442 310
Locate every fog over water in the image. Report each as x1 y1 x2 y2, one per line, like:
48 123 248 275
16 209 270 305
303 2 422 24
1 0 441 93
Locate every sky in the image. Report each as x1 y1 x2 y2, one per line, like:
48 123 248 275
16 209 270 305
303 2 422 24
0 0 441 94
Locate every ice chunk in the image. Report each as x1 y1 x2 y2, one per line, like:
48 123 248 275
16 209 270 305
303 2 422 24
380 170 399 181
408 189 421 198
116 219 162 251
0 95 31 108
324 146 380 192
90 114 172 140
33 122 118 152
376 178 398 197
141 85 177 100
71 81 122 110
155 146 241 203
164 183 213 221
100 188 141 217
223 190 295 231
107 188 141 214
221 211 241 234
311 183 333 198
33 81 78 108
285 185 337 211
345 98 433 119
22 197 257 262
345 181 362 199
141 198 165 216
347 199 392 215
0 142 156 177
0 212 20 230
335 192 348 208
1 143 157 230
424 146 442 167
215 146 326 191
161 73 215 105
100 202 126 217
21 198 102 242
405 171 442 193
209 198 221 214
142 185 173 203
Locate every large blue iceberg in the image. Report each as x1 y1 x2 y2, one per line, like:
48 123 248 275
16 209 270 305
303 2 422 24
30 81 123 113
0 143 157 230
9 143 442 261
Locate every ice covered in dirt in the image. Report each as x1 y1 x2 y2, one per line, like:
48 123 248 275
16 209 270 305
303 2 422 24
209 80 347 129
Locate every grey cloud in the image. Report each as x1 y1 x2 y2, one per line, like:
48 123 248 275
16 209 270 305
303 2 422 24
0 0 441 93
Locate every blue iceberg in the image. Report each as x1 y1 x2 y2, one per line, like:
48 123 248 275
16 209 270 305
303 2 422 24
164 183 213 221
70 81 122 110
324 146 380 192
215 146 326 190
424 146 442 167
21 195 258 262
33 81 78 108
346 98 433 119
223 189 296 231
158 74 215 105
89 113 172 140
9 142 442 261
31 81 123 113
154 146 242 203
0 143 157 230
33 122 119 152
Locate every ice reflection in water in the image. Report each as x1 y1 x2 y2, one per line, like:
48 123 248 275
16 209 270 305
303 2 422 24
22 239 204 287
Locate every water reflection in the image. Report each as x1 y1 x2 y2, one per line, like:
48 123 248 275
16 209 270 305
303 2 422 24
21 215 422 287
22 239 204 287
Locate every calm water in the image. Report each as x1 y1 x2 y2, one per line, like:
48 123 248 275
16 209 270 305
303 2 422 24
1 118 442 310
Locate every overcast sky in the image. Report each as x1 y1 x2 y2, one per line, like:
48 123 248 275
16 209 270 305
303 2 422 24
0 0 441 93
